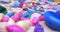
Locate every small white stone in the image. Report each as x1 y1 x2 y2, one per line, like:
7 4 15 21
30 13 41 20
7 18 15 26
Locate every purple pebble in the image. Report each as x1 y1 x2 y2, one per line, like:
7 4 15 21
23 8 28 11
34 24 44 32
36 3 40 5
2 16 9 22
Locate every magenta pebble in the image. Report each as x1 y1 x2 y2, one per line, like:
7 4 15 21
39 15 44 21
2 16 9 22
6 25 26 32
12 12 23 22
31 17 40 26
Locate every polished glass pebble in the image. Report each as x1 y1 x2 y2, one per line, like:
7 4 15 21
7 12 14 17
34 24 44 32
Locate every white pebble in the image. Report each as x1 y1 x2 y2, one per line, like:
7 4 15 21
7 18 15 26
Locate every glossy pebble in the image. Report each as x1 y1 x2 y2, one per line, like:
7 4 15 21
6 25 26 32
2 16 9 22
30 13 40 20
34 24 44 32
0 6 7 15
23 8 28 11
12 12 23 22
31 17 40 26
22 12 31 18
16 20 30 31
7 12 14 17
39 15 44 21
7 18 15 26
14 1 20 6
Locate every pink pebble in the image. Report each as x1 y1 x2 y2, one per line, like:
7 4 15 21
23 1 28 4
31 17 40 26
39 15 44 21
21 17 29 21
12 12 23 22
6 25 26 32
2 16 9 22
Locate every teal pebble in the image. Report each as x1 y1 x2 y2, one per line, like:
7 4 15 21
0 6 7 15
48 0 55 2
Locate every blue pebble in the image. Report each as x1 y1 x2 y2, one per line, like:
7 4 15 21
28 9 35 14
7 12 14 17
14 1 20 6
22 12 31 18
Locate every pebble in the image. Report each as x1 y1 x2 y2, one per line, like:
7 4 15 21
34 24 44 32
12 12 23 22
39 15 44 21
31 17 40 26
22 12 31 18
6 25 26 32
16 20 30 31
0 6 7 15
2 16 9 22
7 18 15 26
7 12 14 17
0 13 4 22
30 13 40 20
